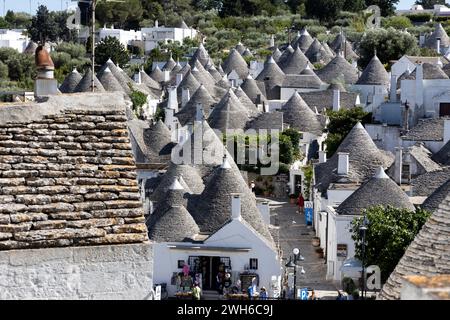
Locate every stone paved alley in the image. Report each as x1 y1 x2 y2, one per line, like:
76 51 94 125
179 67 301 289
266 198 339 300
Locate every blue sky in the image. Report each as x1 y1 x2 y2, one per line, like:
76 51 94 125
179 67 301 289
1 0 419 16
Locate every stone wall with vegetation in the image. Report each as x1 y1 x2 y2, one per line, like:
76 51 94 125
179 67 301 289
0 93 149 251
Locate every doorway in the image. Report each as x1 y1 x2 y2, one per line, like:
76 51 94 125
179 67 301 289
189 256 230 290
440 103 450 116
294 175 302 195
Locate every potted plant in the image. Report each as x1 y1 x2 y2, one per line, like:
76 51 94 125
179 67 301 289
312 237 320 247
315 247 324 258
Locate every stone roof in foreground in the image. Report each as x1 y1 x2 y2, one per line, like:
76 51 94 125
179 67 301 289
378 191 450 300
0 93 148 251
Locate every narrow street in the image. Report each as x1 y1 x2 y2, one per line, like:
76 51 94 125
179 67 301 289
265 198 339 300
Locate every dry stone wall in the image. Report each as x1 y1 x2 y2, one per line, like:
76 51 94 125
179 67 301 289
0 94 149 250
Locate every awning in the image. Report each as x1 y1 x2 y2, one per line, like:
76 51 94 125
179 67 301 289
340 258 362 276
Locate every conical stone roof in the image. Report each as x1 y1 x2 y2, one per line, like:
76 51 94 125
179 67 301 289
207 64 223 82
59 68 82 93
305 39 334 64
337 167 415 216
150 162 204 203
74 69 105 93
140 68 162 91
425 23 450 49
234 86 260 118
222 48 249 79
148 178 200 242
278 45 294 66
294 28 314 52
316 55 359 84
281 92 323 136
315 122 394 193
208 89 250 131
97 59 132 94
189 157 273 242
356 55 390 86
163 56 177 72
177 71 201 102
272 47 282 62
150 65 165 83
176 84 216 126
191 60 217 91
190 43 211 68
256 56 286 100
98 66 125 92
281 47 312 74
143 120 175 163
421 178 450 214
235 42 246 55
241 75 267 104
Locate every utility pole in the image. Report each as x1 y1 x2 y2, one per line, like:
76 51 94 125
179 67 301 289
91 0 96 92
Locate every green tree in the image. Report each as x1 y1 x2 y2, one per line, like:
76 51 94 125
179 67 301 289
343 0 365 11
0 17 9 28
358 27 420 69
129 85 148 119
29 5 58 44
351 206 430 282
382 15 413 29
0 61 8 79
95 36 129 68
415 0 446 9
305 0 345 22
325 107 371 157
365 0 399 17
56 42 87 59
141 0 164 22
96 0 143 29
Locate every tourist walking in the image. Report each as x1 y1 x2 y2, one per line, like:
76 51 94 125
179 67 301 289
297 193 305 214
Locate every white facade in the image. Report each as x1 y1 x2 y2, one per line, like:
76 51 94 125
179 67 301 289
352 84 389 113
141 23 197 53
0 29 28 53
152 217 282 298
326 207 356 282
98 26 142 48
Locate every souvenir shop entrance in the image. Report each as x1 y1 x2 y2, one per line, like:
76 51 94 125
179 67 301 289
188 256 231 291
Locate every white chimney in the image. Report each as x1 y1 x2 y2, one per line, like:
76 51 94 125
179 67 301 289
444 119 450 145
176 73 183 86
419 34 425 47
164 108 174 129
337 152 349 176
394 147 403 185
333 90 341 112
231 194 242 220
181 87 190 108
415 64 424 107
319 150 327 163
437 37 441 54
167 86 178 112
257 201 270 225
390 74 397 102
195 103 203 122
171 120 179 143
155 20 159 28
270 35 275 48
163 70 171 82
134 71 142 84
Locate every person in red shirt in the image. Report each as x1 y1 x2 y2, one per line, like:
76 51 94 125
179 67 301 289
297 193 305 214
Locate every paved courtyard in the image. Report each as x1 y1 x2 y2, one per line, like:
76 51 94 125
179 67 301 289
265 198 340 300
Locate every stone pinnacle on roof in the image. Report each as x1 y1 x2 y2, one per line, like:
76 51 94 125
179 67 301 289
356 54 390 86
169 177 185 190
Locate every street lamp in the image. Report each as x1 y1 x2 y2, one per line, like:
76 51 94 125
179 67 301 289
285 248 305 299
359 213 369 299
